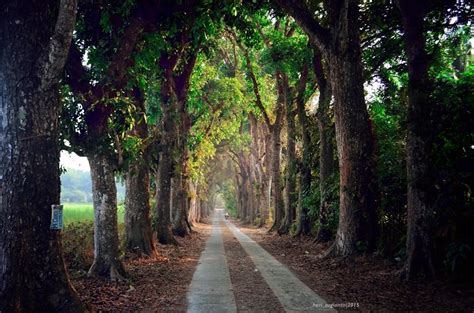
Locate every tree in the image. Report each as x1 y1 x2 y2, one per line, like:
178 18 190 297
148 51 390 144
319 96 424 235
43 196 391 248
155 34 198 242
396 0 435 280
276 0 377 255
0 0 83 311
64 0 161 279
312 48 336 242
124 89 157 256
231 28 286 231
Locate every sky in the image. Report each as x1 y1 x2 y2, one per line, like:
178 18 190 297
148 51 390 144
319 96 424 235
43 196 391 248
60 151 90 171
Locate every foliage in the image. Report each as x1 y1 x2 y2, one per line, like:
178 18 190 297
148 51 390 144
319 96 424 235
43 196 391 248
220 180 238 217
56 0 474 283
429 65 474 280
305 173 339 237
369 90 407 257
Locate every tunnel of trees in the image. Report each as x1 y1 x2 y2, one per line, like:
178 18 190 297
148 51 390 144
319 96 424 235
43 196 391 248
0 0 473 311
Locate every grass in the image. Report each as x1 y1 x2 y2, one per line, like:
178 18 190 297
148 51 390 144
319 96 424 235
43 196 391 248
63 202 125 225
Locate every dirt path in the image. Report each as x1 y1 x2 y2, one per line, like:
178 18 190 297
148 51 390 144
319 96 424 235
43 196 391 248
70 222 211 312
186 209 334 312
237 224 474 313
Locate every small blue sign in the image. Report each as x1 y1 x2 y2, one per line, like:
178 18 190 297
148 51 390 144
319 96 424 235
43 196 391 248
51 205 64 230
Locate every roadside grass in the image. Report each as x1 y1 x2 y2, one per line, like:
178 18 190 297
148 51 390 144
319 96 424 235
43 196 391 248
63 202 125 224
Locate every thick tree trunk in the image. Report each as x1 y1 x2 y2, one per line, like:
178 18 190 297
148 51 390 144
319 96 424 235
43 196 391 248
313 52 336 242
315 85 335 242
320 1 377 256
248 163 257 224
240 171 249 223
295 88 312 237
172 119 192 237
270 124 284 231
124 95 156 256
279 99 297 235
155 107 178 245
173 169 191 236
276 0 378 256
125 162 156 256
259 130 272 227
188 181 199 224
170 50 196 237
155 60 180 244
328 52 376 255
270 74 286 232
397 0 435 280
235 174 243 219
88 154 126 280
0 1 83 311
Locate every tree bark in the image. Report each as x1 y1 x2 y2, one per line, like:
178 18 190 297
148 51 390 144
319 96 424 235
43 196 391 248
247 161 257 224
124 91 156 256
260 130 272 227
328 54 376 255
279 93 297 235
277 0 377 255
159 48 197 238
397 0 435 280
0 0 83 311
269 74 286 232
88 154 126 280
295 71 313 237
173 164 191 236
188 181 196 223
270 123 284 231
155 102 178 245
172 110 193 236
313 51 336 243
125 162 156 256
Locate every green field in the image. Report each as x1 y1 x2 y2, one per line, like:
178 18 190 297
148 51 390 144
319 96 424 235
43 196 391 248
63 203 125 224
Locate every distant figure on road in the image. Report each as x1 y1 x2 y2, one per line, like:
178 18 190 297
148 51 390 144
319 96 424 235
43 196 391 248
224 212 229 220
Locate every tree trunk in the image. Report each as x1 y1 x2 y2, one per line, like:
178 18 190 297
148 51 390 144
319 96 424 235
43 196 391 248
173 169 191 236
276 0 378 256
248 162 257 224
397 0 435 280
124 95 156 256
279 99 297 235
259 129 272 227
328 53 376 255
188 181 199 223
295 85 312 237
241 170 249 223
315 85 335 242
88 154 126 280
154 58 180 244
125 162 156 256
235 174 243 219
270 123 284 231
270 74 286 232
172 118 192 237
320 1 377 256
155 105 178 244
313 51 336 243
0 1 83 311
